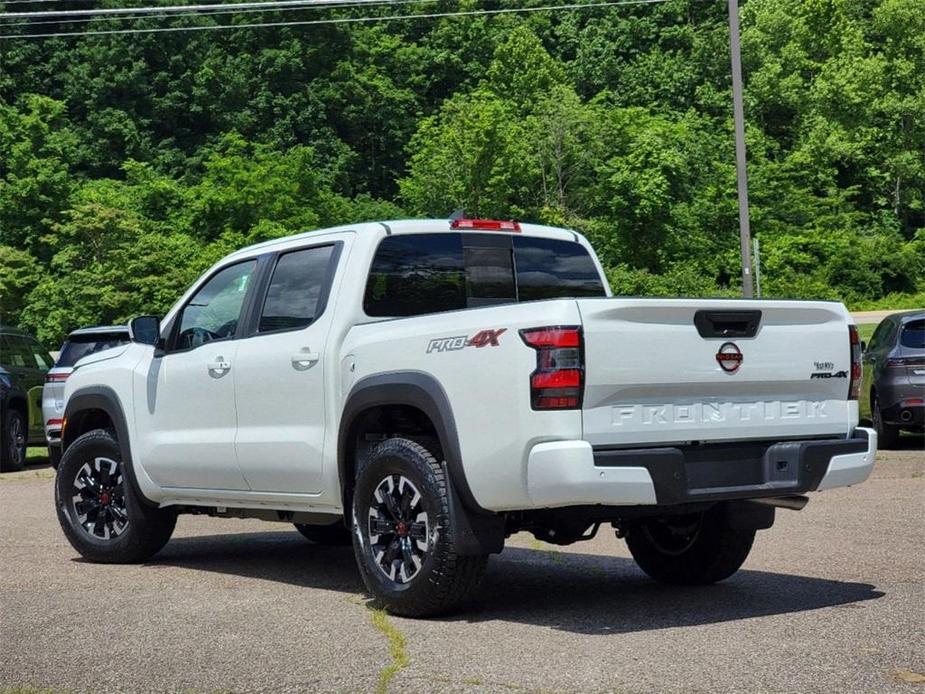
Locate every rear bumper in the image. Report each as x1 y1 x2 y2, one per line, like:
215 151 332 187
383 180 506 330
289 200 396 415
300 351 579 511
525 428 877 508
882 401 924 427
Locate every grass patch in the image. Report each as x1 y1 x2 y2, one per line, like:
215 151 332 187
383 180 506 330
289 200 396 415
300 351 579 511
370 608 410 694
528 537 563 563
857 322 877 422
26 446 49 465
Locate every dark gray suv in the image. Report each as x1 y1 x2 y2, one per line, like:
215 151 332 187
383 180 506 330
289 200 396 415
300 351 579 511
863 311 925 448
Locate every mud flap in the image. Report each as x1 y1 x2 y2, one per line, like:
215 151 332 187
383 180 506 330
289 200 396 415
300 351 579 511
444 462 505 555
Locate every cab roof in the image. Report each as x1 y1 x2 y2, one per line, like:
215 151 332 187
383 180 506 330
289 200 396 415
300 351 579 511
224 218 582 262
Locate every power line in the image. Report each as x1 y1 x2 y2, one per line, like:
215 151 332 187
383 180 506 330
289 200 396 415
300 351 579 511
1 0 424 26
2 0 409 18
1 0 100 4
0 0 672 38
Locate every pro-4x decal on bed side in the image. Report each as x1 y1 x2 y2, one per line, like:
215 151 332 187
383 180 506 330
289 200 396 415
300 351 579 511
427 329 507 354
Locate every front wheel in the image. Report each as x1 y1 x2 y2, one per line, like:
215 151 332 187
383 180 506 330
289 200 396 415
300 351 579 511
55 429 177 563
352 437 487 617
625 506 755 585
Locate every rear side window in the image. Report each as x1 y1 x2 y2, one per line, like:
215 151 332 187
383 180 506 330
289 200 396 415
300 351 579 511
364 235 467 317
258 245 335 332
513 236 606 301
900 319 925 349
364 233 605 317
57 334 129 367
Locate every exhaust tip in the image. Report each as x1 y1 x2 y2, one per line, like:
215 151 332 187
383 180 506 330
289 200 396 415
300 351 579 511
900 409 913 422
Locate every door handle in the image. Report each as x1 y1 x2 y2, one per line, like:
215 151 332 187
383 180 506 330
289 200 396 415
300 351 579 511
207 358 231 377
291 350 320 370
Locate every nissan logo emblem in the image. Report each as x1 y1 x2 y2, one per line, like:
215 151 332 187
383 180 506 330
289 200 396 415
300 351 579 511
716 342 743 373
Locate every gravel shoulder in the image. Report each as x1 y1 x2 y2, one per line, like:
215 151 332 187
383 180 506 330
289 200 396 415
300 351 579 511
1 444 923 694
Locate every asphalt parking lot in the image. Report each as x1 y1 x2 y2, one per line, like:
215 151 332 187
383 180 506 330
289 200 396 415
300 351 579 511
1 440 923 694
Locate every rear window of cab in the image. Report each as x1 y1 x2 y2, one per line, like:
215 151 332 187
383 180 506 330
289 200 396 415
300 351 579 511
363 232 605 317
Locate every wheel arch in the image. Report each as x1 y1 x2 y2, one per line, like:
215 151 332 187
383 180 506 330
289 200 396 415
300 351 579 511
338 372 484 515
63 386 156 506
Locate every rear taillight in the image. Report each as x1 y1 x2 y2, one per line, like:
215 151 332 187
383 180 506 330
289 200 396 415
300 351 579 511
46 418 63 428
849 325 862 400
520 326 583 410
887 356 925 368
45 372 68 383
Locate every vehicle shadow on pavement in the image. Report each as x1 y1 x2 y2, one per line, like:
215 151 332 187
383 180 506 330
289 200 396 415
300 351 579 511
149 531 883 634
461 547 884 634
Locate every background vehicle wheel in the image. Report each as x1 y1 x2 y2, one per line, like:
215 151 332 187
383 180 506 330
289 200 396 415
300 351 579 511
872 395 900 449
352 437 487 617
55 429 177 563
626 506 755 585
48 445 63 470
1 408 27 473
294 521 352 546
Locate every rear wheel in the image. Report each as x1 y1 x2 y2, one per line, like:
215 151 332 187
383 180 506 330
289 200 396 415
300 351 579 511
352 437 487 617
626 506 755 585
55 429 177 563
1 408 27 473
872 394 900 449
294 522 352 546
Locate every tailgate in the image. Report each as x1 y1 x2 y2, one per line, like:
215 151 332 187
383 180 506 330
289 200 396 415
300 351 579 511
577 299 855 446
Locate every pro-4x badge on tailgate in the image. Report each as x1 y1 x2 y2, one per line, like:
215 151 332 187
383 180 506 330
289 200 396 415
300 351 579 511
427 329 507 353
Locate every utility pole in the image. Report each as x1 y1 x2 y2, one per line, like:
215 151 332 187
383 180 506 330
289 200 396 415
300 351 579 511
727 0 754 298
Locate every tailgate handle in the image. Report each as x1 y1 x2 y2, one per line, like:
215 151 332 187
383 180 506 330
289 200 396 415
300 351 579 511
694 310 761 338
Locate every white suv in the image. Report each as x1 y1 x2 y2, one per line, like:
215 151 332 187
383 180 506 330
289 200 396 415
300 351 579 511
55 218 876 616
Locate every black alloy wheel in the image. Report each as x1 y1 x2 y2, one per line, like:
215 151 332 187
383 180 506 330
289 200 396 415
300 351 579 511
351 437 487 616
70 456 129 540
56 429 177 563
367 473 430 584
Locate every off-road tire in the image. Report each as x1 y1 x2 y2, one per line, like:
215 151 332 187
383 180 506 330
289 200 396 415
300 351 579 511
1 408 27 473
352 437 487 617
294 521 352 546
872 394 900 449
626 506 755 585
55 429 177 563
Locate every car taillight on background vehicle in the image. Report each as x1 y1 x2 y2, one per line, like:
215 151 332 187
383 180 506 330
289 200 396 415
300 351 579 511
887 356 925 367
45 372 68 383
520 326 584 410
848 325 862 400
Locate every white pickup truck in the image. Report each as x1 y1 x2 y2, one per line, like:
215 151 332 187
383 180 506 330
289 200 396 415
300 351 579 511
55 218 875 616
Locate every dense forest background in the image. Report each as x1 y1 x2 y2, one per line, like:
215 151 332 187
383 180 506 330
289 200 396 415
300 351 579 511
0 0 923 345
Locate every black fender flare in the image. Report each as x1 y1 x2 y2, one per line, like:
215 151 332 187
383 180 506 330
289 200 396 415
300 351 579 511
63 385 156 507
339 372 504 554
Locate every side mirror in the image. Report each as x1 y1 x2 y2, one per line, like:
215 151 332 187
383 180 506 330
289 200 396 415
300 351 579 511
128 315 162 347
